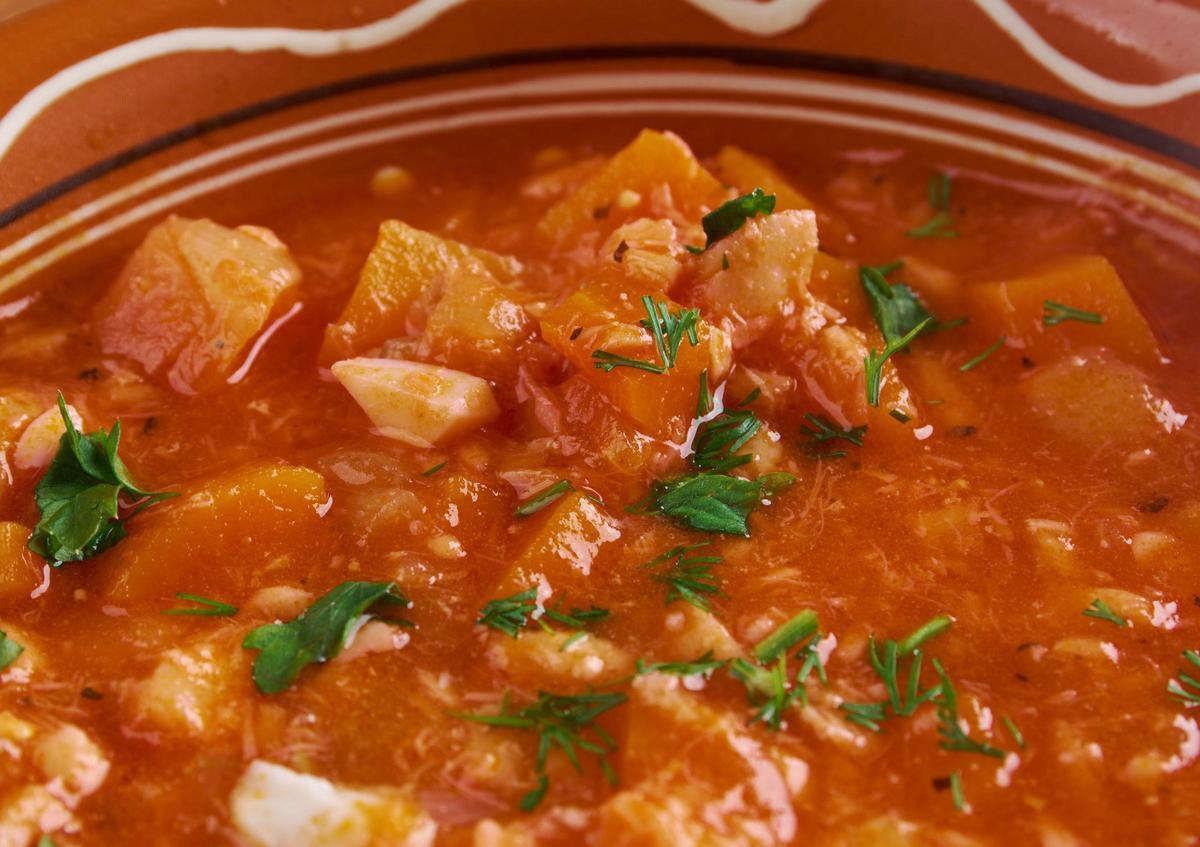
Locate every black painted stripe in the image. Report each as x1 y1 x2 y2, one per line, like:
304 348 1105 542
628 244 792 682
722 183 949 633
2 43 1198 232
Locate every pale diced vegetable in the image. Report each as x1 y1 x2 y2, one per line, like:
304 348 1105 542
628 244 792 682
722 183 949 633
132 643 248 738
688 209 819 347
487 629 633 687
230 760 436 847
12 403 82 471
331 358 500 448
32 725 110 801
94 217 301 392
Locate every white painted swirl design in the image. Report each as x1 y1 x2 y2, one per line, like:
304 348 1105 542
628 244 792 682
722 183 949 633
0 0 1199 167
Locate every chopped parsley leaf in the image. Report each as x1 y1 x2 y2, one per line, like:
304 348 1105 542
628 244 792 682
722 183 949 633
1167 649 1200 705
162 593 238 617
451 689 626 810
1083 598 1127 628
639 543 723 612
515 480 573 517
29 393 176 565
0 630 23 671
1043 300 1105 326
592 297 701 375
959 336 1005 372
628 471 794 536
702 188 776 247
242 581 410 694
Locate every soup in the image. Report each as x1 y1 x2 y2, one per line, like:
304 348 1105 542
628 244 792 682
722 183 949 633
0 123 1198 846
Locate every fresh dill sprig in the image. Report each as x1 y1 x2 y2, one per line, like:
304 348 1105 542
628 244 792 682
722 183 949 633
451 689 626 810
592 296 701 374
839 615 952 732
730 610 825 730
477 587 538 638
691 406 760 472
1083 598 1127 628
161 593 238 617
864 318 932 407
906 172 960 238
949 771 966 812
959 336 1006 372
515 479 573 517
635 650 727 677
1043 300 1104 327
639 543 724 612
932 657 1005 759
1167 649 1200 705
800 413 866 447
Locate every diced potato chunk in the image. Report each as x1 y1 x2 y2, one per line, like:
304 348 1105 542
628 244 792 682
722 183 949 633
602 675 805 845
600 218 684 291
0 785 73 846
1019 349 1186 447
0 522 40 603
95 462 330 600
320 221 520 364
487 630 633 688
541 274 731 441
964 255 1159 365
420 272 533 382
93 216 301 392
505 492 622 589
687 210 819 347
231 760 436 847
332 358 500 448
32 725 110 800
710 145 818 213
537 130 727 247
132 642 250 738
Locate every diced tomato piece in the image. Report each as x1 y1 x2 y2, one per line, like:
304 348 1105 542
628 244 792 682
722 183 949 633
964 255 1159 365
319 220 521 364
93 217 301 393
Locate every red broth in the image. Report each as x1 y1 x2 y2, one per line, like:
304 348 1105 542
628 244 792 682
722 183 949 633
0 121 1198 846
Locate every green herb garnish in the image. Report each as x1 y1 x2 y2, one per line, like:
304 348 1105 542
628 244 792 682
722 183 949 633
1002 715 1025 749
1043 301 1104 326
864 318 931 407
242 581 410 694
696 370 713 417
420 461 446 477
451 689 626 810
800 414 866 447
949 771 966 812
691 406 760 472
702 188 776 247
0 631 23 671
162 593 238 617
730 610 825 730
635 650 727 677
1167 649 1200 705
629 471 793 536
839 615 952 732
515 480 573 517
478 587 537 638
639 543 723 612
906 172 959 238
932 658 1005 758
29 393 176 565
959 336 1005 372
592 297 700 374
1083 598 1127 628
